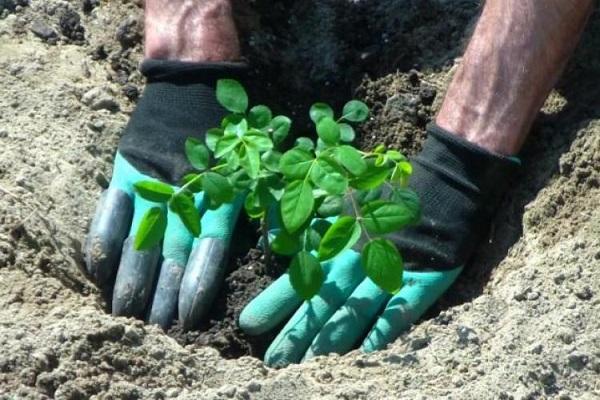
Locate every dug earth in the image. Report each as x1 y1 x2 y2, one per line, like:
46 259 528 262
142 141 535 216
0 0 598 399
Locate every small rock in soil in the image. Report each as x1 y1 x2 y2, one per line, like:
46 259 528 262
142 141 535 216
116 17 141 50
59 8 85 43
526 291 540 301
81 87 119 112
81 0 99 14
90 44 108 60
408 69 420 85
122 84 139 101
557 328 575 345
30 20 58 43
530 343 543 354
574 285 593 300
410 336 430 350
456 325 479 347
567 351 589 371
418 85 436 106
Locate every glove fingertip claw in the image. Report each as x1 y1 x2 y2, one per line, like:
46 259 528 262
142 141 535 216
147 259 185 330
178 238 227 331
112 237 161 318
84 188 133 286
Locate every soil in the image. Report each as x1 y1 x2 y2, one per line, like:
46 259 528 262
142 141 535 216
167 247 286 360
0 0 599 399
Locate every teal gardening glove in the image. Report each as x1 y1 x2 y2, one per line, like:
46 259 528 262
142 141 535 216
84 60 246 330
239 124 519 367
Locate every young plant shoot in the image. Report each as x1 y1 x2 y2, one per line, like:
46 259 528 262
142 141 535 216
133 79 421 300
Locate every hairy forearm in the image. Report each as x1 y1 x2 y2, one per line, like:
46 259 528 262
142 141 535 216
144 0 240 62
436 0 593 155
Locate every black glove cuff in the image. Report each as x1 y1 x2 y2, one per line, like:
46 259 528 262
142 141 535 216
358 123 519 271
118 59 247 184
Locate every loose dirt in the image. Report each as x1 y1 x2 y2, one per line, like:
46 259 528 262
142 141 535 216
0 1 598 399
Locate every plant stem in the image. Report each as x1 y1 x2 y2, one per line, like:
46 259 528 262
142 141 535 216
347 189 373 242
176 163 229 194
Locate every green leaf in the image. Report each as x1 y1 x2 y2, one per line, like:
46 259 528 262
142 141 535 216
310 156 348 195
134 181 174 203
248 105 272 128
374 154 386 167
215 135 241 158
220 114 244 129
245 130 273 152
316 117 341 145
341 100 369 122
244 191 264 219
317 195 344 217
241 146 260 179
281 180 314 233
389 188 421 223
373 144 386 154
391 160 413 187
202 172 234 204
316 138 328 152
339 123 356 142
279 148 314 179
269 116 292 145
386 150 406 162
216 79 248 113
169 192 201 237
336 145 367 176
206 128 223 152
185 137 210 170
308 219 333 251
224 118 248 137
289 251 324 300
134 207 167 250
225 150 240 170
295 137 315 152
361 238 403 294
309 102 334 124
261 150 282 172
271 229 302 256
262 174 285 201
180 174 203 193
361 199 419 234
352 187 383 206
229 170 252 191
350 160 390 190
318 216 361 261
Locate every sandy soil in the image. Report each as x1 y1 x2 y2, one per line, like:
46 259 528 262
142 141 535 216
0 1 599 399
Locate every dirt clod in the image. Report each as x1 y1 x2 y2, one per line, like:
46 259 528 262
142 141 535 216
30 19 57 42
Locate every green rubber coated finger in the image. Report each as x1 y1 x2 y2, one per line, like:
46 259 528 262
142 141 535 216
147 197 200 329
303 278 389 361
238 270 302 336
263 249 365 368
199 194 244 241
361 267 463 353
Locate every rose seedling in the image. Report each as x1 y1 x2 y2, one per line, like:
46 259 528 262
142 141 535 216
133 79 421 299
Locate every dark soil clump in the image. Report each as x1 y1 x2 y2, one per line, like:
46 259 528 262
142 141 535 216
168 248 285 359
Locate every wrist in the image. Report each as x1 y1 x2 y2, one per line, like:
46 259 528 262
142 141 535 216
435 97 527 156
144 0 240 62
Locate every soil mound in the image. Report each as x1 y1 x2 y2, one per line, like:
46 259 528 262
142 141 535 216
0 1 598 398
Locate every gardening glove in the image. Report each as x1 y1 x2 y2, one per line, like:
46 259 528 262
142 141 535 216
239 124 519 367
84 59 246 330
